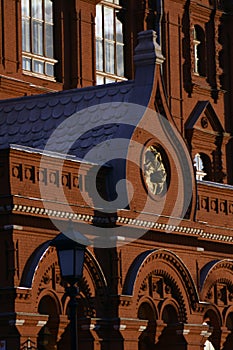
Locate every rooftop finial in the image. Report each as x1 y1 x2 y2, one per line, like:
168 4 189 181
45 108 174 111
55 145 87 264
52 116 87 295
134 30 165 67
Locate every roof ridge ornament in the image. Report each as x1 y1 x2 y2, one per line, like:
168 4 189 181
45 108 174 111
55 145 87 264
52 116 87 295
134 30 165 67
132 30 165 106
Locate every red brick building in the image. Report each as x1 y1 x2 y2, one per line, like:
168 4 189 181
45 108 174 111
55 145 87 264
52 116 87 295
0 0 233 349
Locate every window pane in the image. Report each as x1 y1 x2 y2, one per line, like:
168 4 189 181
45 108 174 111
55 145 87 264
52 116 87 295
45 23 54 57
22 18 30 52
45 62 54 76
96 39 103 71
96 75 104 85
32 0 42 19
104 6 114 40
96 5 103 38
33 59 44 74
32 20 43 55
22 57 31 71
105 77 115 84
58 250 74 277
116 44 124 76
45 0 53 23
116 16 123 43
22 0 29 17
105 41 114 73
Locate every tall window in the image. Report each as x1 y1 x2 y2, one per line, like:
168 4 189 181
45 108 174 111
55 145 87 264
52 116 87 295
21 0 57 78
96 0 126 85
193 25 206 76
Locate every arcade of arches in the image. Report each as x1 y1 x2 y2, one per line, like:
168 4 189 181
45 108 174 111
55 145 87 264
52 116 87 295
15 247 233 350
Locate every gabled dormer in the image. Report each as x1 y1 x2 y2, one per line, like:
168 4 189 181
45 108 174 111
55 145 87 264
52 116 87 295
185 101 230 183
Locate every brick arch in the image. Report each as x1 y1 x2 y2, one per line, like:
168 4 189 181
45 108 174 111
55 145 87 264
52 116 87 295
137 296 159 319
224 305 233 326
20 243 108 316
37 288 62 315
30 245 61 309
200 259 233 301
160 298 181 321
123 249 199 320
203 304 223 327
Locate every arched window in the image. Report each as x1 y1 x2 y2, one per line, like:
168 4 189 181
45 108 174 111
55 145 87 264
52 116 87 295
224 313 233 350
21 0 57 79
193 25 206 76
138 302 157 350
162 304 178 323
203 311 221 350
37 295 60 349
194 153 212 181
95 0 126 85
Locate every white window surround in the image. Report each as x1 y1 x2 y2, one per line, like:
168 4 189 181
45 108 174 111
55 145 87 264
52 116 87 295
194 153 207 181
193 37 201 75
204 340 215 350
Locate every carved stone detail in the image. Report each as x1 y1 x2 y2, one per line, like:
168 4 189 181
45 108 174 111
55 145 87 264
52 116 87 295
143 145 167 196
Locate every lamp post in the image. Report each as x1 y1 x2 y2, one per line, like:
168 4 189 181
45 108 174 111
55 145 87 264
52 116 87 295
52 229 88 350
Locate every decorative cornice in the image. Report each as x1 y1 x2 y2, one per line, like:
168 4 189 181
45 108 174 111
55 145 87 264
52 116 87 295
0 203 229 243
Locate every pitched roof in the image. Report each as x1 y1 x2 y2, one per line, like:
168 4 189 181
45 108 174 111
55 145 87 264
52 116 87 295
0 80 134 159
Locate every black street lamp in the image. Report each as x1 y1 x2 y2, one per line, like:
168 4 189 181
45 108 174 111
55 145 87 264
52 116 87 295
52 228 88 350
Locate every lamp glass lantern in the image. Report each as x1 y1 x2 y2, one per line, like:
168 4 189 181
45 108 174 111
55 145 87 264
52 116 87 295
52 233 86 284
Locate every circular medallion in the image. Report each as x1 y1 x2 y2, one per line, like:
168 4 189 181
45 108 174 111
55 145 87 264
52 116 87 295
143 145 167 196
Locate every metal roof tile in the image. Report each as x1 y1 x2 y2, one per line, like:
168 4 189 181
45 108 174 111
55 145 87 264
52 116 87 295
52 104 64 118
22 132 34 143
64 103 76 117
48 97 60 107
32 123 43 133
40 106 52 121
84 92 95 101
29 108 41 122
0 80 134 156
18 110 28 123
96 89 108 98
26 101 37 110
8 125 20 135
0 114 6 126
60 96 71 105
20 123 32 134
7 113 18 125
3 105 14 113
43 119 55 132
71 94 84 103
108 88 119 96
37 100 49 109
14 103 25 111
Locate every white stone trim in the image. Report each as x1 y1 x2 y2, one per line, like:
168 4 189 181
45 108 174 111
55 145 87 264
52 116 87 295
7 204 233 243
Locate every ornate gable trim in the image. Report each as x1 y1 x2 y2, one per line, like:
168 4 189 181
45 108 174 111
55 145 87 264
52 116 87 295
185 101 224 134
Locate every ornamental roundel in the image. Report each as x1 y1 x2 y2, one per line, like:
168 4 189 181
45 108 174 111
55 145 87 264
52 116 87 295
143 145 168 196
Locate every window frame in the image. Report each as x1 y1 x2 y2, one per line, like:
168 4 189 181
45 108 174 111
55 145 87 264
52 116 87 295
21 0 57 81
96 0 126 85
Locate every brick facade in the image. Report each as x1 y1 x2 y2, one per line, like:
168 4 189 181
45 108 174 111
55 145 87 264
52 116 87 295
0 1 233 350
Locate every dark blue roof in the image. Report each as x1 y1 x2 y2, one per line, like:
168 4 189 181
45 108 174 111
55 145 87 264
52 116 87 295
0 80 135 158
